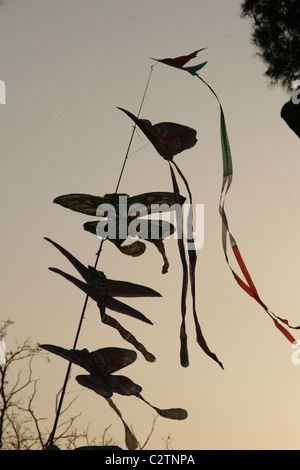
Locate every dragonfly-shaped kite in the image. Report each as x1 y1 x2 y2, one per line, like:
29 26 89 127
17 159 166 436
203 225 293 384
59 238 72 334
39 344 188 450
150 48 208 75
151 48 300 345
54 191 185 274
45 237 161 362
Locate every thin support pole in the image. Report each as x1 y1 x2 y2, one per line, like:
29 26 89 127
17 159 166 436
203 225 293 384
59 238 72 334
46 64 156 448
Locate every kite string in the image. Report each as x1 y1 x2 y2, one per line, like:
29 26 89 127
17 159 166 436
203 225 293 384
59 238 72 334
46 64 156 447
115 63 156 193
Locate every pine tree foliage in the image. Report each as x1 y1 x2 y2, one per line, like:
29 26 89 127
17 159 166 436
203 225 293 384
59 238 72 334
241 0 300 91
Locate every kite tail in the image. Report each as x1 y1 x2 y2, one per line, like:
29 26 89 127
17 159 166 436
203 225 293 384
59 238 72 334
115 63 156 193
189 249 224 369
171 161 223 369
136 393 188 420
197 73 300 343
169 163 189 367
219 181 300 343
105 397 138 450
98 302 156 363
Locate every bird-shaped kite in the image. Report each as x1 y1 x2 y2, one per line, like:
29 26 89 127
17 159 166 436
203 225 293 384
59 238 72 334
152 48 300 345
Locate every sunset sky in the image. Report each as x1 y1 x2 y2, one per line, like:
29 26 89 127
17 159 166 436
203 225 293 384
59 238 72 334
1 0 300 450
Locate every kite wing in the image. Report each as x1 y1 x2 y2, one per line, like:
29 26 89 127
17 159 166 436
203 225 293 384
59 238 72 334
76 374 142 397
118 107 197 160
53 193 112 216
40 344 138 376
151 48 207 68
105 278 161 298
154 48 300 344
92 347 137 375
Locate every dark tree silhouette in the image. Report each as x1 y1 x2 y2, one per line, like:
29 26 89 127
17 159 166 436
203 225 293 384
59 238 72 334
241 0 300 138
241 0 300 92
281 88 300 138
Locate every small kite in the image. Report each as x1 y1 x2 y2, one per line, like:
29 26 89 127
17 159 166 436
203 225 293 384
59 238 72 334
40 344 188 450
150 48 208 75
153 48 300 344
118 108 223 369
45 237 161 362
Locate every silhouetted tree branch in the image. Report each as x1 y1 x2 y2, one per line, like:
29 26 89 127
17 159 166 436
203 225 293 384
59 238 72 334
0 320 116 449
